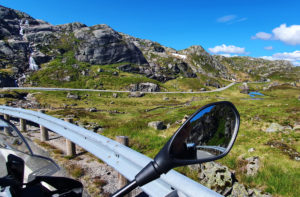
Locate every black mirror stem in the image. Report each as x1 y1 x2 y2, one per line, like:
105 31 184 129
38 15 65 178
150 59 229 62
111 180 137 197
111 161 160 197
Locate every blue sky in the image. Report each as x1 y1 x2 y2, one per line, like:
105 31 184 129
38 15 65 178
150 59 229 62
2 0 300 65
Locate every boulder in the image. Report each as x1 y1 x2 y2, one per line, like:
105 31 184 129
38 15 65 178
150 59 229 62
117 64 139 73
148 121 165 130
112 93 118 98
205 79 221 88
248 188 272 197
129 82 159 92
62 75 72 82
88 107 97 112
95 127 104 133
293 122 300 131
197 162 234 195
265 123 284 132
230 182 248 197
245 156 260 176
181 115 189 124
128 92 145 97
81 70 89 76
25 93 37 101
153 45 165 52
66 92 80 100
97 68 104 72
239 83 249 94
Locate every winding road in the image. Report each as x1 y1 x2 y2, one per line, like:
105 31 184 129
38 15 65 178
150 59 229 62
2 82 236 94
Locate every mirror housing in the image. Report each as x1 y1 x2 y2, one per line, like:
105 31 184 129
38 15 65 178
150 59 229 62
154 101 240 174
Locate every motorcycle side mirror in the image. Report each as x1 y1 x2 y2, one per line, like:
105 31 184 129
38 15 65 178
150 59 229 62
154 101 240 171
112 101 240 197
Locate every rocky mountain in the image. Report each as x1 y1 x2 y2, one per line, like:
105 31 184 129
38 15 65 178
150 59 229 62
215 55 295 82
0 5 298 89
121 34 233 82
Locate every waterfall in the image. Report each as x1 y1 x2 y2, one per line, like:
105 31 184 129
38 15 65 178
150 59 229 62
29 55 39 71
19 20 39 71
19 26 24 36
19 20 24 36
19 20 29 36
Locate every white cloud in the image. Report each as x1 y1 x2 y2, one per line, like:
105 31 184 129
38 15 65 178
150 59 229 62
272 50 300 61
209 44 246 54
293 61 300 66
219 54 232 57
261 50 300 66
264 46 273 50
252 24 300 45
251 32 272 40
272 24 300 45
217 15 236 23
217 54 238 57
260 56 275 61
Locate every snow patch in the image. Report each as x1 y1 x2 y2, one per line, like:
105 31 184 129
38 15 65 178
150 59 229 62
172 53 187 60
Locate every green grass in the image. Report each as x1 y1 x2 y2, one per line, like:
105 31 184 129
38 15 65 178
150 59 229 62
1 83 299 197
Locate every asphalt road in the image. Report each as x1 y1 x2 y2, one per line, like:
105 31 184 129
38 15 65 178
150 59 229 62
2 82 236 94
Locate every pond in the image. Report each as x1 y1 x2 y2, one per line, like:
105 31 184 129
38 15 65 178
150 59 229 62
249 92 264 98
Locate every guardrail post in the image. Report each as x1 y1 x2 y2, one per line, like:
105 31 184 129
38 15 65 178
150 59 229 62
39 110 49 141
64 118 76 156
4 114 10 135
19 118 27 132
116 136 131 197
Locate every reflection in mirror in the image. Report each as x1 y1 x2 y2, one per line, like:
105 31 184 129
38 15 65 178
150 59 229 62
170 103 237 161
26 155 60 182
0 119 31 154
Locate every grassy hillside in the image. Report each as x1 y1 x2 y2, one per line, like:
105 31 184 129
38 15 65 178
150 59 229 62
25 51 228 91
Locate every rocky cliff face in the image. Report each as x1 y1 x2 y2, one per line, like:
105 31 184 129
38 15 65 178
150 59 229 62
73 25 148 65
0 6 32 76
0 5 148 86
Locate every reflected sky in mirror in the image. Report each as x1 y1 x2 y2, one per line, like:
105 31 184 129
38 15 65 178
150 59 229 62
190 105 214 123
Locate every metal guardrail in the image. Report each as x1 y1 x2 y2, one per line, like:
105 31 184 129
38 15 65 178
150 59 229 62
0 105 221 197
